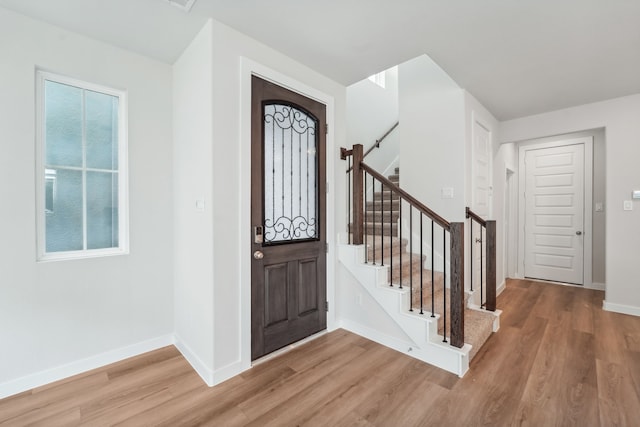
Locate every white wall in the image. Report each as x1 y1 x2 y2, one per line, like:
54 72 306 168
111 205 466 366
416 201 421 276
173 21 215 381
398 55 466 222
172 18 346 384
500 94 640 315
347 67 399 175
0 8 174 397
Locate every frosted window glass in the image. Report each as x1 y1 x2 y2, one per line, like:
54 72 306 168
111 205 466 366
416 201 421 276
86 90 119 170
45 81 82 167
39 73 126 258
87 171 118 249
45 169 83 252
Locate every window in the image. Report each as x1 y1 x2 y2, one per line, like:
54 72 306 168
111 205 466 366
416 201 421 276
368 71 386 89
36 71 128 261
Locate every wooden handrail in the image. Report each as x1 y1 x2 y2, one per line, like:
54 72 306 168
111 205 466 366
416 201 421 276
465 207 486 226
363 121 399 158
360 162 451 231
346 122 399 173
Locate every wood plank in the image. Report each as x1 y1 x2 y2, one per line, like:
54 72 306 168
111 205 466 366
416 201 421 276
1 280 639 426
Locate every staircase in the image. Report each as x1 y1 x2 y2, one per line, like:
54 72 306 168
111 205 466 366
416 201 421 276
340 164 499 376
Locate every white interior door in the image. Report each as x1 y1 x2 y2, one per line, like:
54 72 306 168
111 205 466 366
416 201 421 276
523 144 584 284
472 120 491 218
471 119 491 295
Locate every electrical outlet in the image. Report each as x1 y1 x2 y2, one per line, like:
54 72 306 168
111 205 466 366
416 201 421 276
595 202 604 212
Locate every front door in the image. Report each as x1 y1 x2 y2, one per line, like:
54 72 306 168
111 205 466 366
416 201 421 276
523 143 585 285
251 76 327 360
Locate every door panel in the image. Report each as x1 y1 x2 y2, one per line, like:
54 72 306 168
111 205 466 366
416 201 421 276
524 144 584 285
297 258 318 315
251 76 327 360
264 263 288 327
471 120 491 295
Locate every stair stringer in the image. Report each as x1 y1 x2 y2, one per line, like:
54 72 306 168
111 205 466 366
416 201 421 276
338 244 471 377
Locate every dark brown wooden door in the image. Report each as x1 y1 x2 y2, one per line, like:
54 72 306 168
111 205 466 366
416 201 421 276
251 76 327 360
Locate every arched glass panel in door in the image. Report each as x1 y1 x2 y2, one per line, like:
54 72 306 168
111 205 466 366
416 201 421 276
263 103 319 244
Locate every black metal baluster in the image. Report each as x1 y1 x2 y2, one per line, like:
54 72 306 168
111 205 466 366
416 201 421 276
481 225 484 308
380 180 384 267
399 198 403 289
389 185 393 287
431 220 435 318
443 231 447 343
364 172 367 262
420 212 424 315
470 220 473 292
347 159 351 244
372 174 376 264
409 208 413 312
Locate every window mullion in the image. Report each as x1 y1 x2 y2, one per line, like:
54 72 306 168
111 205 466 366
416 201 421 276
82 89 88 251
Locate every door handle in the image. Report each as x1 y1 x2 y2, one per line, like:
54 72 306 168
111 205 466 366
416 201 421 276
576 231 583 236
253 250 264 260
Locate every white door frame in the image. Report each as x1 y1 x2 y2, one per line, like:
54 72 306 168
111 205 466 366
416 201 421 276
504 167 517 279
517 137 593 287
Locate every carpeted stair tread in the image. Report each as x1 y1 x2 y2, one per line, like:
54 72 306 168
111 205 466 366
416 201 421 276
365 199 400 210
364 210 400 222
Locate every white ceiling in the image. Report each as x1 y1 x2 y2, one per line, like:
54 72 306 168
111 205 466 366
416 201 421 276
2 0 639 120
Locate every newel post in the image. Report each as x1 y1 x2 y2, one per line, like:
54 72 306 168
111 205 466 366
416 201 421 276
486 220 497 311
449 222 465 348
351 144 364 245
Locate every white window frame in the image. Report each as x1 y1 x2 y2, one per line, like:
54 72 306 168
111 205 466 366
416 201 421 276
36 70 129 261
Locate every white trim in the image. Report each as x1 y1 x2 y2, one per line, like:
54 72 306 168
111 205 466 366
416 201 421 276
603 301 640 317
174 335 214 386
497 279 506 296
517 137 593 287
504 168 517 280
0 334 174 400
238 58 336 384
586 282 606 291
35 70 130 262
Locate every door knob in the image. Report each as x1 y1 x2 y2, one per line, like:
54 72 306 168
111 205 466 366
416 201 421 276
576 231 582 236
253 250 264 260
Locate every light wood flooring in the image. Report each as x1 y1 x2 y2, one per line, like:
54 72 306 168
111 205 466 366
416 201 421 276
2 279 640 426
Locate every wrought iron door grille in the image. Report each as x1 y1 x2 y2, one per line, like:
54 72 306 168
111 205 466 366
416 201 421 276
263 103 318 244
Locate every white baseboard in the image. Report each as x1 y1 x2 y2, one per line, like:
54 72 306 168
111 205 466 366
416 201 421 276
497 280 506 296
212 359 250 386
603 301 640 317
0 334 174 400
587 282 606 291
173 334 214 386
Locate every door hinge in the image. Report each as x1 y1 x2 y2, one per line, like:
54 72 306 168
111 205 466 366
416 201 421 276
325 301 329 312
326 181 329 194
325 242 329 253
325 123 329 135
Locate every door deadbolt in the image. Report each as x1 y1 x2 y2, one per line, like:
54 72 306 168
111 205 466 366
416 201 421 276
576 231 583 235
253 250 264 260
254 226 263 244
